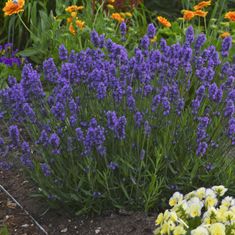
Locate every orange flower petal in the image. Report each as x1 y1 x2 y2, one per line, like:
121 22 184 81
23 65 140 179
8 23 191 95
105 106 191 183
193 1 211 11
157 16 171 28
225 11 235 22
3 0 25 16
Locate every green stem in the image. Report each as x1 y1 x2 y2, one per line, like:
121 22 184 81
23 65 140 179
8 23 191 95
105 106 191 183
17 13 34 36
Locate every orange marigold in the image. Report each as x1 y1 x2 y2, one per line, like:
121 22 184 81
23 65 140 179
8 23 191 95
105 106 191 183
65 5 84 13
195 10 208 17
69 24 76 35
67 17 73 23
3 0 25 16
76 19 85 29
193 1 211 11
182 10 195 21
157 16 171 28
111 13 125 23
220 32 230 38
225 11 235 22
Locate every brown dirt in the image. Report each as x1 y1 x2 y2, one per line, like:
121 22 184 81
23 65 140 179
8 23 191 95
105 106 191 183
0 169 156 235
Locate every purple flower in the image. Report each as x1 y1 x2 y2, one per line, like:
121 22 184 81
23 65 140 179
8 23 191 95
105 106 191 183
144 120 151 136
70 115 77 127
195 33 206 51
106 111 118 131
185 26 194 44
127 95 136 112
134 111 143 127
140 35 150 51
8 76 17 87
114 116 127 140
196 141 208 156
147 23 156 39
97 82 107 100
37 130 48 146
59 44 68 61
49 133 60 148
107 161 119 170
224 99 235 117
162 97 170 116
221 36 232 57
40 163 51 177
23 103 36 123
43 58 59 83
120 22 127 37
75 127 84 142
21 141 30 155
90 30 100 47
9 125 20 146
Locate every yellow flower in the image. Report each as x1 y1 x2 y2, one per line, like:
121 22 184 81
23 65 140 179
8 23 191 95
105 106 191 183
193 1 211 11
182 10 195 21
224 11 235 21
191 226 209 235
108 0 115 3
196 187 206 199
150 35 157 43
194 10 208 17
71 11 77 18
188 203 202 217
76 19 85 29
125 12 133 17
209 223 226 235
169 192 183 207
220 32 231 39
160 223 169 234
111 13 125 23
157 16 171 28
3 0 25 16
173 225 186 235
212 185 228 196
107 4 114 10
205 196 218 208
65 5 84 13
155 213 164 225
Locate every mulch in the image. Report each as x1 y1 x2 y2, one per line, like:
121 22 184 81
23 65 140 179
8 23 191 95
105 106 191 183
0 169 156 235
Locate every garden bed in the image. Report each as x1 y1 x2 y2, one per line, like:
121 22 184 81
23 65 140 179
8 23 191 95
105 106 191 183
0 169 156 235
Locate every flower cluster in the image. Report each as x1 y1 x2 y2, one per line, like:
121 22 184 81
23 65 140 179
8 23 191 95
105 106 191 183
154 186 235 235
0 43 22 67
0 25 235 214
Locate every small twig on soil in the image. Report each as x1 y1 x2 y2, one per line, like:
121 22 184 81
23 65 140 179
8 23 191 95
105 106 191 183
0 184 48 235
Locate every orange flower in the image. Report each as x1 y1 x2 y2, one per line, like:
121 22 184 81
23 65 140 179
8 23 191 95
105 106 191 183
65 5 84 13
220 32 230 38
76 19 85 29
182 10 195 21
157 16 171 28
67 17 73 23
225 11 235 22
195 10 208 17
193 1 211 11
111 13 125 23
69 24 76 35
3 0 25 16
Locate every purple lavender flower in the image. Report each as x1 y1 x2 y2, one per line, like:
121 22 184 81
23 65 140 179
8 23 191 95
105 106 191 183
162 97 170 116
114 116 127 140
90 30 100 47
8 76 17 87
97 82 107 100
75 127 84 142
43 58 59 83
51 102 65 121
59 44 68 61
127 95 136 112
147 23 156 39
185 26 194 44
70 115 77 127
140 35 150 51
195 33 206 51
221 36 232 57
9 125 20 146
37 130 48 146
107 161 119 170
23 103 36 123
21 141 30 155
106 111 118 131
196 141 208 156
49 133 60 148
120 22 127 37
144 120 151 136
40 163 51 177
224 99 235 117
134 111 143 127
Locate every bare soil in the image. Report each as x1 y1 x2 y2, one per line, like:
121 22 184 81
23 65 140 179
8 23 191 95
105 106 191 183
0 169 156 235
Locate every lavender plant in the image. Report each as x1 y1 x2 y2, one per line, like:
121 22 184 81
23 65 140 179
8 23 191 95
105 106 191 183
0 25 235 215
